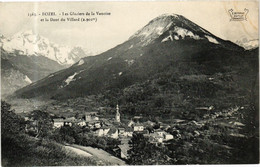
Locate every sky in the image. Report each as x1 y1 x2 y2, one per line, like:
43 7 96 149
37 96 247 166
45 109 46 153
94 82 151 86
0 1 258 53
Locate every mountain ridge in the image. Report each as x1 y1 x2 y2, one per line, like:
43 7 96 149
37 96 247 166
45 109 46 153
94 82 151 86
0 30 89 66
1 30 94 97
12 14 254 100
236 38 259 50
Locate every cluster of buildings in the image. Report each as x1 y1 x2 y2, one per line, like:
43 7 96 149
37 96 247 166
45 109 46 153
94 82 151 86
53 111 100 129
28 105 174 160
52 105 173 142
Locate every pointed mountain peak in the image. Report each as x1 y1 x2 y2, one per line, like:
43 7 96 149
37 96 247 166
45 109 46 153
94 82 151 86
13 29 36 37
150 13 180 22
129 13 216 46
22 29 35 35
2 30 89 65
157 13 180 18
129 14 176 40
0 34 4 39
236 38 259 50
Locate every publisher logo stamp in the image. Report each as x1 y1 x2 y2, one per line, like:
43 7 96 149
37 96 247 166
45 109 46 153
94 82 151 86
228 8 249 21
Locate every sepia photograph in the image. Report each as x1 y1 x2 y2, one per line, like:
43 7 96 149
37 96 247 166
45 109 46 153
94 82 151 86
0 1 259 166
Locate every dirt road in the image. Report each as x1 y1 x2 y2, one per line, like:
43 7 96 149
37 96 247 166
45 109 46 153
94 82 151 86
71 144 126 165
65 145 92 157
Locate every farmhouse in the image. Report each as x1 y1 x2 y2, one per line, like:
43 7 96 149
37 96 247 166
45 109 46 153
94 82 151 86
85 112 99 122
53 119 65 128
95 126 110 136
133 123 144 132
108 128 119 139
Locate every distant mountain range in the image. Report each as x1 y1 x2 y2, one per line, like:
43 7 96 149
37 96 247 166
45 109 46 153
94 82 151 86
1 30 89 65
1 30 91 97
12 13 257 101
236 38 259 50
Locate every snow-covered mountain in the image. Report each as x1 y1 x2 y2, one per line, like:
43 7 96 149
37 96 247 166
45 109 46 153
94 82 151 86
0 30 88 65
129 13 240 50
1 30 92 97
130 14 213 45
236 38 259 50
13 13 251 100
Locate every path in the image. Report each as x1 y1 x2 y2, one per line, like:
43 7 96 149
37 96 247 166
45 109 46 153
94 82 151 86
64 145 92 157
71 144 126 165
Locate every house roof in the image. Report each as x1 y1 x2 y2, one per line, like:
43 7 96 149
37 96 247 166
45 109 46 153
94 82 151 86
67 117 76 120
143 134 150 137
173 119 185 122
87 120 101 124
53 118 87 123
100 126 110 130
124 127 133 132
128 120 134 124
134 123 143 127
144 121 155 125
85 112 98 115
150 133 164 139
53 118 65 122
133 116 143 119
107 127 117 135
154 129 165 133
164 133 173 137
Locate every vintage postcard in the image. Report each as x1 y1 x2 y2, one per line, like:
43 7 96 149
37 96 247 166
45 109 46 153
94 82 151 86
0 1 259 166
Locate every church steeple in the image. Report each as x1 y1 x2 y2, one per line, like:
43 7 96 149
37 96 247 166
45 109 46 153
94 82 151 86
115 104 120 122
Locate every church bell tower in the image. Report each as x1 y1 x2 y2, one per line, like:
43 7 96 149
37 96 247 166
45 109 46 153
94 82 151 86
115 104 120 123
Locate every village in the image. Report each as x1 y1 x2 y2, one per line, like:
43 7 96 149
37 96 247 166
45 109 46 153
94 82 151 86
9 98 251 165
24 104 175 160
